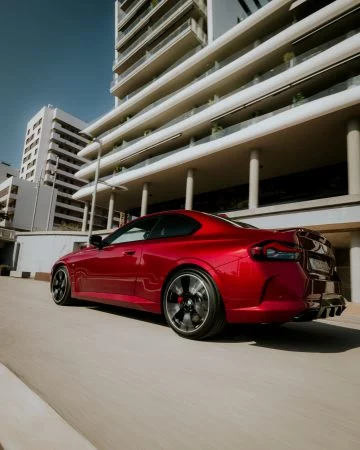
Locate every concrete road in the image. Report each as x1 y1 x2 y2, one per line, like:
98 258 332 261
0 277 360 450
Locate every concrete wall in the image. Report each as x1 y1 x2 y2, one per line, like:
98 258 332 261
210 0 266 41
13 180 56 231
15 231 108 274
15 232 89 274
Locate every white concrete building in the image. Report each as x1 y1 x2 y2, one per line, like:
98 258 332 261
73 0 360 300
0 175 54 231
19 106 121 231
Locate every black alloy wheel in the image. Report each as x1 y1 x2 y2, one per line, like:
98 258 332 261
51 266 72 306
163 268 226 340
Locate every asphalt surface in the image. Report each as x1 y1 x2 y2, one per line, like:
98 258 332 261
1 277 360 450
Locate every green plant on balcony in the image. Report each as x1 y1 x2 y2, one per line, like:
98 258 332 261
292 91 305 105
143 129 152 136
151 0 158 7
211 123 223 135
283 51 295 66
113 165 122 174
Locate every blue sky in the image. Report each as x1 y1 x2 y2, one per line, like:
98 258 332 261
0 0 115 168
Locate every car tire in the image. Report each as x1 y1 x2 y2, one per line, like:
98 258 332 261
163 268 226 340
51 266 73 306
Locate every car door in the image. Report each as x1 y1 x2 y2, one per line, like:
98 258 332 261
75 216 159 298
135 214 201 304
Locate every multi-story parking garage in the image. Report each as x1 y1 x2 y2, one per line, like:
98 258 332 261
74 0 360 301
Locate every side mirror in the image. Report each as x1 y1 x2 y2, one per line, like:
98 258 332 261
89 235 103 248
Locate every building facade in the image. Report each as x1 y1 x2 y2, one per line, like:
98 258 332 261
19 105 121 231
73 0 360 300
0 175 54 232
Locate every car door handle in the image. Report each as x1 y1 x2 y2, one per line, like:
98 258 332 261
123 250 136 255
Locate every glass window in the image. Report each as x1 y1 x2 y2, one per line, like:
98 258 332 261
104 217 159 245
149 214 200 239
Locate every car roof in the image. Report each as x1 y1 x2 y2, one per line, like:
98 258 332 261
137 209 247 235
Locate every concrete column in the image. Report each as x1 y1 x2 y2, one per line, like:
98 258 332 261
249 149 260 209
185 169 195 210
350 230 360 303
82 201 89 232
107 192 115 229
140 182 149 216
347 118 360 195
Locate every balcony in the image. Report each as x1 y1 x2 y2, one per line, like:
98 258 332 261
49 142 88 164
53 178 80 191
115 0 206 65
47 152 83 171
50 131 84 152
111 18 206 98
117 0 148 31
56 201 83 213
89 0 354 139
117 0 167 49
52 122 89 145
73 76 360 210
54 211 83 223
80 30 359 166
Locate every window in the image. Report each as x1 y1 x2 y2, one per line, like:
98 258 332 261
149 214 200 239
104 217 159 245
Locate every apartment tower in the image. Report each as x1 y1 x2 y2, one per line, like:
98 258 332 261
20 105 123 231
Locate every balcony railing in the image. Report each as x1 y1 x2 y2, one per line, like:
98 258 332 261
118 0 147 30
112 19 198 86
117 0 165 44
105 30 359 161
82 74 359 191
110 75 359 177
114 0 195 65
108 22 291 124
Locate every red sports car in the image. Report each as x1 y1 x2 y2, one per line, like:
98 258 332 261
51 210 345 339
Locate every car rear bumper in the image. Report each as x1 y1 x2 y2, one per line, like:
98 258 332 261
225 279 346 324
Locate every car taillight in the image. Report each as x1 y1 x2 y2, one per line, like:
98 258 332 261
250 241 302 261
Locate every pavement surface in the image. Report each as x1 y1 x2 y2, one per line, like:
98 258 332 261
1 277 360 450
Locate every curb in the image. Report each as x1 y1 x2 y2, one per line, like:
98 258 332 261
0 364 97 450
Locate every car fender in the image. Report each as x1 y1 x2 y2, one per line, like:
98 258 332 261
167 257 225 294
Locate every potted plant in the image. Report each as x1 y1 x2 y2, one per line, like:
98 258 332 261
283 51 295 67
292 91 305 105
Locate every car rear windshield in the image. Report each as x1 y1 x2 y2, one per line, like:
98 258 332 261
210 213 258 229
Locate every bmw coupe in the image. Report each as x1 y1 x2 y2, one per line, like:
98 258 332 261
51 210 345 339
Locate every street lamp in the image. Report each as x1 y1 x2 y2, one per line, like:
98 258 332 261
87 137 102 242
46 156 59 231
79 132 127 241
30 167 44 232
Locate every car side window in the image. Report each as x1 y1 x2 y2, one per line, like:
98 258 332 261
149 215 200 239
104 217 159 245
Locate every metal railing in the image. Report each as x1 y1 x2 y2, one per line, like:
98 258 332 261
112 19 194 85
117 0 165 44
114 0 192 65
91 28 357 176
117 0 147 30
88 30 358 173
109 22 291 121
107 75 359 177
